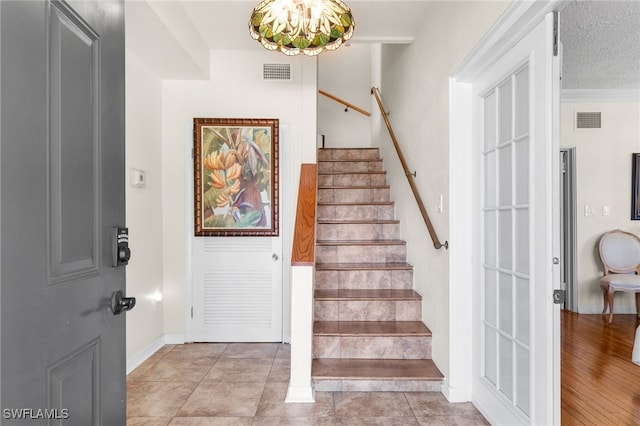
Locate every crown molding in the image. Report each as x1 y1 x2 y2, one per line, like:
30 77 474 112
562 89 640 103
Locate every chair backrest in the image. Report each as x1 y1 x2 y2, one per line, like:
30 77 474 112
599 229 640 274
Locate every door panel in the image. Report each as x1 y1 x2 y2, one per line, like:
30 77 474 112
1 1 126 424
473 13 559 425
192 237 283 342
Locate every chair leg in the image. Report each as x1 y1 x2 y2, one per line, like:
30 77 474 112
602 287 609 315
608 288 615 323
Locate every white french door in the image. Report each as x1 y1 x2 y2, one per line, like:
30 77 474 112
472 13 560 425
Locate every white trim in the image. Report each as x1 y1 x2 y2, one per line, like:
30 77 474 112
441 379 471 403
562 89 640 103
184 122 194 343
449 0 565 418
285 385 316 403
126 335 167 374
454 0 570 81
447 79 474 403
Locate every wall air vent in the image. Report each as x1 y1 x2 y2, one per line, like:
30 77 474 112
262 63 292 82
576 112 601 129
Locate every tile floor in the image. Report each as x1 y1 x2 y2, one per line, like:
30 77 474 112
127 343 489 425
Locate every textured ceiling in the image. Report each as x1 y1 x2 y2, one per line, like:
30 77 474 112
560 0 640 90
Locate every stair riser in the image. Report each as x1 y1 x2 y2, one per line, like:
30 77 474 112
313 336 432 360
318 173 386 187
317 223 400 241
317 204 395 221
315 269 413 290
318 161 383 173
312 379 441 392
318 188 390 203
316 244 406 263
314 300 421 322
318 149 379 161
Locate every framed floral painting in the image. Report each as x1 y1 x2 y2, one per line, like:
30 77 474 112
193 118 279 236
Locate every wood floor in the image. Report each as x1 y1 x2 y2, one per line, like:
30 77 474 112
562 310 640 425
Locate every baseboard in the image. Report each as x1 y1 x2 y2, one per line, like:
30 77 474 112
441 380 471 403
285 385 316 403
126 335 167 374
126 334 187 374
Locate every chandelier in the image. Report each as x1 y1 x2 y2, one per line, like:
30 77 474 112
249 0 355 56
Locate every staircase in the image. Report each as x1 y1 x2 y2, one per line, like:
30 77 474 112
312 148 443 392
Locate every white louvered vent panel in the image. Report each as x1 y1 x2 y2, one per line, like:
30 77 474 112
263 63 292 81
576 112 602 129
203 238 271 254
203 271 272 326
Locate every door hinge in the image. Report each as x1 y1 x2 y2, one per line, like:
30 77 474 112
553 289 565 305
191 148 194 159
553 11 559 57
191 307 194 318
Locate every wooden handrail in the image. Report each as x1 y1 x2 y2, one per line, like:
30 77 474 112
371 87 448 250
291 164 318 265
318 90 371 117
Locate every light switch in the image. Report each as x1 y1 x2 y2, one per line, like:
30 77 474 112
603 205 610 216
584 205 593 216
130 168 146 189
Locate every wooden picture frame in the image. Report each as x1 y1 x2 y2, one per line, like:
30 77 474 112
633 153 640 220
193 118 279 236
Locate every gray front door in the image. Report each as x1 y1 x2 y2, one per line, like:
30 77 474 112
1 1 126 424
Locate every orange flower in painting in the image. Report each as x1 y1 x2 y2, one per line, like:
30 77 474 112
226 179 241 195
226 163 242 182
216 192 232 208
204 152 224 170
209 170 225 189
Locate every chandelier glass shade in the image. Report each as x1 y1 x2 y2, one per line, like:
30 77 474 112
249 0 355 56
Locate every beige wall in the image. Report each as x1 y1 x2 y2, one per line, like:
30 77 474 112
379 1 509 379
562 101 640 313
318 44 372 148
125 50 166 362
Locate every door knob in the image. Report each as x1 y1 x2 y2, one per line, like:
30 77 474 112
272 253 279 261
111 290 136 315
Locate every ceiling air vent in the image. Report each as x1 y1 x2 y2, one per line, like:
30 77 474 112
576 112 601 129
262 63 292 82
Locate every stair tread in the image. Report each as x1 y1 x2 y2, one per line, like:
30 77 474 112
318 158 382 162
314 321 431 336
312 358 443 381
316 239 406 246
318 185 390 190
316 262 413 270
315 289 421 301
317 219 400 225
318 171 386 175
317 201 395 206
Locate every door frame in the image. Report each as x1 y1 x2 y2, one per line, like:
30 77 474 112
560 147 577 312
448 0 568 417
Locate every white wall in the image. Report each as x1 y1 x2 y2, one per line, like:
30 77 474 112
562 101 640 313
379 1 509 379
161 50 317 339
318 44 372 148
125 50 166 363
